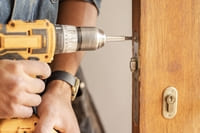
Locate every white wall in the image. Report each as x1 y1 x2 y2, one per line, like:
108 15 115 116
81 0 132 132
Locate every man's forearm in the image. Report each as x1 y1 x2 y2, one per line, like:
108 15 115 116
47 0 97 99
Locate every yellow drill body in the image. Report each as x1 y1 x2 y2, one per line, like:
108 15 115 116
0 115 57 133
0 20 57 133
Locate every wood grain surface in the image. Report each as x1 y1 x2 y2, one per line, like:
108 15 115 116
133 0 200 133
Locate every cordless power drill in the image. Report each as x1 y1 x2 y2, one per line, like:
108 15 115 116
0 19 132 133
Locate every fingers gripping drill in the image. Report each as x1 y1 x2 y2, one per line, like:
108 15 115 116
0 20 132 132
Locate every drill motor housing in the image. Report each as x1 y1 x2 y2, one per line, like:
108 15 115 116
0 20 56 63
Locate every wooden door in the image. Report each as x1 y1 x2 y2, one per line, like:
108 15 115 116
132 0 200 133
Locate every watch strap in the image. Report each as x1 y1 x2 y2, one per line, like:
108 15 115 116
46 70 80 101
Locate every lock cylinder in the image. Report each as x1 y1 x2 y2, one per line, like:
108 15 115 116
163 87 178 119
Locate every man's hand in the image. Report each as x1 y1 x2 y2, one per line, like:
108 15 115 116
34 80 80 133
0 60 51 118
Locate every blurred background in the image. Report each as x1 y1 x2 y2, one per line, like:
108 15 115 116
81 0 132 132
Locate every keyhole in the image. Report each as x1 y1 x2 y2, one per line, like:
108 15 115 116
166 95 176 113
166 95 175 104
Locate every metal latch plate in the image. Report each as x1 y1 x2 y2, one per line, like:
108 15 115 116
130 57 137 72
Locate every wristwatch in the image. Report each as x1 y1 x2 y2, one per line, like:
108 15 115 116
46 70 80 101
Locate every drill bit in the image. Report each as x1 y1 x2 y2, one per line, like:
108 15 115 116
106 36 132 42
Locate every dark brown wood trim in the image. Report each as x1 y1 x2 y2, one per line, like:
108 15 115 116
132 0 140 133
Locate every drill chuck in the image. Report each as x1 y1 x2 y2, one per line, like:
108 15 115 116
55 25 132 54
55 25 106 54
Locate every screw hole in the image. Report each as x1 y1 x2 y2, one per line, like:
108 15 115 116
10 22 15 27
28 30 31 35
28 48 31 53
